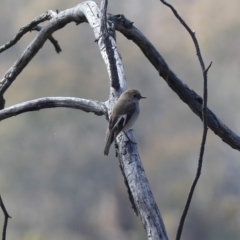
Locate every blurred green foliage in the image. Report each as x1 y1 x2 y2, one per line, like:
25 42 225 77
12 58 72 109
1 0 240 239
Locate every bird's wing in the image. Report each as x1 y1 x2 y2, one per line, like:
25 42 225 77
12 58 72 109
109 101 136 130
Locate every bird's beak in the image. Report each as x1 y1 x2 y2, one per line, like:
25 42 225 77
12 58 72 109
140 96 146 99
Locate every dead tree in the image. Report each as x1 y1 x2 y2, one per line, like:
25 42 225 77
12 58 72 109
0 1 240 240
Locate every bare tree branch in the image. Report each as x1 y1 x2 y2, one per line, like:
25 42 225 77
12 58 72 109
32 25 62 53
0 195 11 240
0 11 57 53
0 5 88 96
176 63 212 240
0 97 107 121
0 3 238 240
85 2 127 101
156 1 211 239
118 135 169 240
0 3 168 238
159 0 206 72
86 1 167 238
112 14 240 152
100 0 139 216
100 0 120 90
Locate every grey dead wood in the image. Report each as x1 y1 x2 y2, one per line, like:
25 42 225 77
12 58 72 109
1 2 240 240
110 14 240 152
0 1 168 240
0 97 107 121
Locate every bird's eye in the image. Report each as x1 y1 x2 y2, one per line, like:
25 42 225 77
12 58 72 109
133 94 137 98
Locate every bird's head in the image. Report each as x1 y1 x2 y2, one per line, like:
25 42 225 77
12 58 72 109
124 89 146 102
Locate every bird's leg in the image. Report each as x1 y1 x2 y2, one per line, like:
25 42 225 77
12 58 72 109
123 130 137 144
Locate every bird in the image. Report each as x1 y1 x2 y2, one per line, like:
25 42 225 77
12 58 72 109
104 88 146 155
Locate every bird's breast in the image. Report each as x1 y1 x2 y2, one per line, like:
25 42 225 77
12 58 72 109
122 104 140 132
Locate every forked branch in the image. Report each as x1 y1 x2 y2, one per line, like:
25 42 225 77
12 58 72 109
158 1 211 239
32 25 62 53
0 1 168 240
0 10 58 53
0 196 11 240
0 5 88 96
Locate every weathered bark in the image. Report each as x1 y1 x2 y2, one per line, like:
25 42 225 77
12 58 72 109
0 97 106 121
0 1 168 240
86 1 168 239
1 1 240 239
111 14 240 152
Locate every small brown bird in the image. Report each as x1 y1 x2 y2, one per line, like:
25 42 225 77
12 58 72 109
104 89 146 155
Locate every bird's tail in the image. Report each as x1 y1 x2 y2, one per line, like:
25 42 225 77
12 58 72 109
104 130 114 155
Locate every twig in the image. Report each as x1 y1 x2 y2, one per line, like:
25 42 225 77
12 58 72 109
176 63 212 240
32 25 62 54
0 195 11 240
0 10 57 53
159 1 211 239
0 97 107 121
0 6 87 96
159 0 206 72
